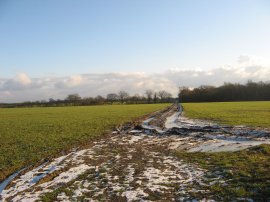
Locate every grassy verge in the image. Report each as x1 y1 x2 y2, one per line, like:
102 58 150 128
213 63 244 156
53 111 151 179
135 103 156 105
175 144 270 201
0 104 170 182
182 101 270 127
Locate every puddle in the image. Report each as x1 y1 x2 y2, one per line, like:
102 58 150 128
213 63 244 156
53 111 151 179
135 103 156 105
0 167 29 194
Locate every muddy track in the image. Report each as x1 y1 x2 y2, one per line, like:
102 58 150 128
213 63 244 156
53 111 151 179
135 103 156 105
1 105 269 201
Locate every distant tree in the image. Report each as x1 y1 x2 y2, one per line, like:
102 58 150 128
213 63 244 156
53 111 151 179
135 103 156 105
145 89 154 103
106 93 118 104
66 93 81 101
158 90 166 100
158 90 172 102
2 80 270 108
82 97 95 105
49 98 55 103
153 92 158 103
118 91 129 104
180 81 270 102
178 87 188 103
95 95 105 104
65 94 82 105
130 93 141 104
165 92 172 101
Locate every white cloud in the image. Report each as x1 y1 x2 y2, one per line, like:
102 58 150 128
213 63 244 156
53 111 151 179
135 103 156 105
0 56 269 103
237 55 265 66
16 73 32 85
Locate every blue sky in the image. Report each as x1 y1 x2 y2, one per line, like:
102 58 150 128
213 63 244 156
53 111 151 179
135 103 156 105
0 0 270 102
1 0 270 77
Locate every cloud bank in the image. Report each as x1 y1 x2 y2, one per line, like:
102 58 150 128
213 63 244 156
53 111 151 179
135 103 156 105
1 56 270 103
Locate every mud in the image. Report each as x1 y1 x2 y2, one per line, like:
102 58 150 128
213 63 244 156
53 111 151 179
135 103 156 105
136 105 270 152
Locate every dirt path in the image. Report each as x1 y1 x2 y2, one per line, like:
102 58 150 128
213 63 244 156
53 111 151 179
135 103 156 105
1 105 269 201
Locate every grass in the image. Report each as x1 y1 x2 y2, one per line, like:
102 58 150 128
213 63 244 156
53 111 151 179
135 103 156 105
175 144 270 201
182 101 270 127
0 103 169 182
179 101 270 200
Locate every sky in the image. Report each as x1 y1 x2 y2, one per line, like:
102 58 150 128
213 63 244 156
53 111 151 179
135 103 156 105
0 0 270 102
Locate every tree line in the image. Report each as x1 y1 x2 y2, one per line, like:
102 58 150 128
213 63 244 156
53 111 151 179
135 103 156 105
180 81 270 102
0 90 174 108
2 80 269 107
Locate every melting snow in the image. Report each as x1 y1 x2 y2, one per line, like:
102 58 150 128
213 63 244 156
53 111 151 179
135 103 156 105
1 106 269 201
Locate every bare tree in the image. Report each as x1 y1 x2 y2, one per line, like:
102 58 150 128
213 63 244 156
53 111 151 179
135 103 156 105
106 93 118 104
49 98 55 103
82 97 95 105
158 90 166 100
165 92 172 100
130 93 141 104
158 90 172 102
118 91 129 104
65 93 82 105
66 93 82 101
95 95 105 104
153 92 158 103
145 89 154 103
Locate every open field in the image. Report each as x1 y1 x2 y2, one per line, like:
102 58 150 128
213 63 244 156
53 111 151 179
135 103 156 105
183 101 270 127
0 104 169 182
177 102 270 199
1 104 269 201
1 103 270 201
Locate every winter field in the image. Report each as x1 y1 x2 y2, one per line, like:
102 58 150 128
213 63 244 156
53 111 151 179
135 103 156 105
183 101 270 127
0 104 169 182
0 102 270 201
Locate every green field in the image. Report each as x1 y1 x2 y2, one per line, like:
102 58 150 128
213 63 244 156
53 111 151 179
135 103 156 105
180 101 270 199
182 101 270 127
0 104 169 181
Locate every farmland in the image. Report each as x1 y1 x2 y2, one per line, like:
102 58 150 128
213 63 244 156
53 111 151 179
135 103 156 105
178 101 270 199
1 101 270 201
0 104 169 182
182 101 270 127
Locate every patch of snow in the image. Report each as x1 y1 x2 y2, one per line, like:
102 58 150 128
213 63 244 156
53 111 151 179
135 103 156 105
125 165 135 183
0 167 28 194
57 192 70 201
9 164 91 202
129 130 142 134
127 135 144 144
188 139 270 152
122 189 149 202
165 112 181 128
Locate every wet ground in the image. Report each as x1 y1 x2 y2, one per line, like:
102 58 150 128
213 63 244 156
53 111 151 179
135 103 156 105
1 105 269 201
